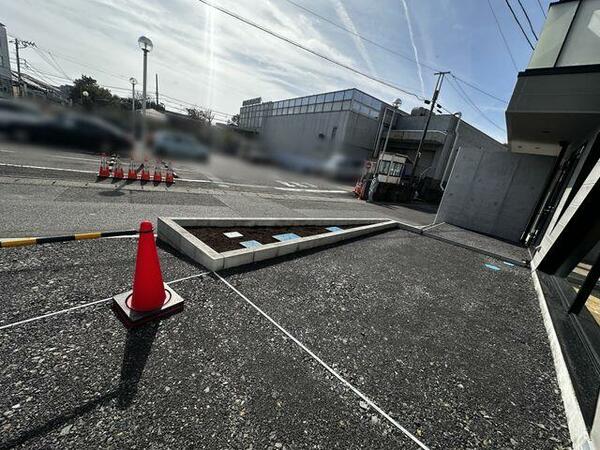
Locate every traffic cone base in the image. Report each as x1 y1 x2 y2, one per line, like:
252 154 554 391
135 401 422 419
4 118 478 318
112 283 184 328
111 220 184 328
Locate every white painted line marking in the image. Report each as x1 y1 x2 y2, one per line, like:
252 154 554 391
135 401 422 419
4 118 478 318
0 162 96 174
52 155 99 163
214 272 429 449
0 271 210 331
275 180 294 187
421 222 445 232
0 149 16 153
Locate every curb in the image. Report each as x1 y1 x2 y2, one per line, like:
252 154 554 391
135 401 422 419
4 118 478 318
0 230 137 248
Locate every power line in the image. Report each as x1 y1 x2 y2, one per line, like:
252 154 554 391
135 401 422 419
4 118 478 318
196 0 426 103
450 76 506 132
536 0 547 18
516 0 539 40
487 0 519 71
283 0 509 104
504 0 535 50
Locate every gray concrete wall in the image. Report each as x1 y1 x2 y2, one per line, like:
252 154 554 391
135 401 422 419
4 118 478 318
436 147 555 243
261 110 378 170
389 115 507 182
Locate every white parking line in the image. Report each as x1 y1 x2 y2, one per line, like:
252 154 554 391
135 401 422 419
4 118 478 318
0 271 210 331
52 155 99 163
214 272 429 449
0 162 96 174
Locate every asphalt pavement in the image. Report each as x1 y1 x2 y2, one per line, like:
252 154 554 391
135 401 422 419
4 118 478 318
0 230 570 449
0 142 436 238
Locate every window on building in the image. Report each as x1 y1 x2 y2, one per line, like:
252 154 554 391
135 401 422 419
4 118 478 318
301 96 309 106
334 91 344 101
323 102 333 112
315 103 323 112
300 105 308 113
316 94 325 103
342 100 351 110
324 92 334 102
293 106 300 114
307 104 315 113
378 160 391 175
389 162 404 177
331 101 342 111
343 89 354 101
308 95 316 104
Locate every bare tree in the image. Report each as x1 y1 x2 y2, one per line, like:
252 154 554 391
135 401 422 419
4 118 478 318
186 107 215 125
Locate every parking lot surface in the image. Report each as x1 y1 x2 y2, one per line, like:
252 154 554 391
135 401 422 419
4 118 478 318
0 230 569 449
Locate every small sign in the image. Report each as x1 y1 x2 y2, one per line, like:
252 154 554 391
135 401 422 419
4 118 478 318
224 231 243 238
273 233 300 242
242 97 262 106
240 240 262 248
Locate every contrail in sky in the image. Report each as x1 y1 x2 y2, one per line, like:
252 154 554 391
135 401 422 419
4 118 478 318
332 0 378 77
401 0 425 96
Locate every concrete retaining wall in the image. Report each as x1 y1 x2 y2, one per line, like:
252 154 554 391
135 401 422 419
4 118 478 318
436 148 555 243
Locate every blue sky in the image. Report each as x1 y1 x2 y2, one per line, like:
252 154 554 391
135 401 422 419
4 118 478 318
2 0 550 141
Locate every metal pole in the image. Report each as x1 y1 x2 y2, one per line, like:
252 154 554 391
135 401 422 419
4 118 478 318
141 49 148 151
155 73 159 105
14 39 22 97
381 108 397 156
131 82 136 137
373 108 389 159
412 71 450 185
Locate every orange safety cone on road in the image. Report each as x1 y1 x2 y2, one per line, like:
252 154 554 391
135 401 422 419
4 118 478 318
153 160 162 183
113 156 124 179
98 153 110 177
130 221 166 311
140 159 150 181
112 221 184 328
127 159 137 180
165 162 174 184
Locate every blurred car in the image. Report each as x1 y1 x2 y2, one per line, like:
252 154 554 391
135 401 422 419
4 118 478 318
0 99 48 141
323 153 365 180
4 108 132 153
153 131 210 161
238 143 271 164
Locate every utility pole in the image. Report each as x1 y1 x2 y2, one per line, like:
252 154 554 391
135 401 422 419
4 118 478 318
10 38 35 97
155 73 159 105
412 71 450 190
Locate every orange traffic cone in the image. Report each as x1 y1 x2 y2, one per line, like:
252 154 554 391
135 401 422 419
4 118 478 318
113 156 124 179
127 159 137 180
153 161 162 183
165 162 174 184
112 221 184 328
98 153 110 177
130 221 166 311
140 160 150 181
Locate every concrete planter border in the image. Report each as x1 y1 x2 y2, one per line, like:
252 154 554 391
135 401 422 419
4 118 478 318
157 217 397 271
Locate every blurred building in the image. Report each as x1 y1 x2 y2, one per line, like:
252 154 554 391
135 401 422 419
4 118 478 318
238 88 505 197
0 23 12 98
238 89 383 172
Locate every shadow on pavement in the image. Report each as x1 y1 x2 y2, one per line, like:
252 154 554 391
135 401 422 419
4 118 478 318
0 322 161 449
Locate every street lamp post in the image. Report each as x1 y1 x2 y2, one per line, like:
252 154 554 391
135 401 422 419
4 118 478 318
129 77 138 138
137 36 153 151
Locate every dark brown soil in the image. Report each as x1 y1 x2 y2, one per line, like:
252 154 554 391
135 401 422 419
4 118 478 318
185 225 346 253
